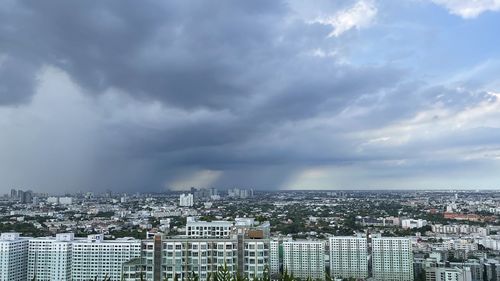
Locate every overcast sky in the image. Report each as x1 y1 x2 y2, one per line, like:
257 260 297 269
1 0 500 193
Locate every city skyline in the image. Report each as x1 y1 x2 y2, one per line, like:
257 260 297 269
1 1 500 193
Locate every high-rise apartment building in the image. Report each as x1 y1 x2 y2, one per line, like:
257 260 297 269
163 238 238 281
127 235 269 281
0 233 30 281
282 240 325 280
28 233 74 281
10 189 17 199
179 193 194 207
372 236 414 281
71 234 141 281
124 218 271 281
329 235 369 279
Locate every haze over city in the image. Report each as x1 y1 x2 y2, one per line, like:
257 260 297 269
2 0 500 193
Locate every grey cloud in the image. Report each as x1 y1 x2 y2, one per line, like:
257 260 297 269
0 56 38 104
0 0 498 192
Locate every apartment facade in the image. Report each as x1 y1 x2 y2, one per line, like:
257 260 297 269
28 233 74 281
329 235 369 279
71 234 141 281
282 240 325 280
0 233 29 281
372 236 414 281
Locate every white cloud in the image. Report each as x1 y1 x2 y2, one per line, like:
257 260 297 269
311 0 377 37
431 0 500 18
357 91 500 149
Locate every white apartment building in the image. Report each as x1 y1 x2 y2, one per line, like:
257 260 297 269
71 234 141 281
432 224 489 236
443 239 478 252
372 236 414 281
59 197 73 205
186 217 233 238
0 233 30 281
329 235 369 279
47 196 59 204
426 267 472 281
479 236 500 250
28 233 74 281
401 219 427 229
283 240 325 280
179 193 194 207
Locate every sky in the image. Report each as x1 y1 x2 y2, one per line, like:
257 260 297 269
1 0 500 193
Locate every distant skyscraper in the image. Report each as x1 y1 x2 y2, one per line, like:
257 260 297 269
0 233 30 281
329 235 369 279
282 240 325 280
372 236 414 281
179 193 194 207
227 188 254 199
10 189 17 199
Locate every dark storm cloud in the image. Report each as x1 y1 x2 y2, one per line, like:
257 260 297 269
1 0 499 192
0 56 38 104
1 0 289 109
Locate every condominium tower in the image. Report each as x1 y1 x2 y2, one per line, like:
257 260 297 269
282 240 325 280
0 233 30 281
329 235 369 279
372 236 414 281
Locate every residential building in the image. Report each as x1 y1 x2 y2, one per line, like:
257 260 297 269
161 237 238 281
179 193 194 207
401 219 427 229
282 240 325 280
329 235 369 279
185 217 233 238
71 234 141 281
242 237 270 280
0 233 30 281
372 236 414 281
28 233 74 281
425 267 472 281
